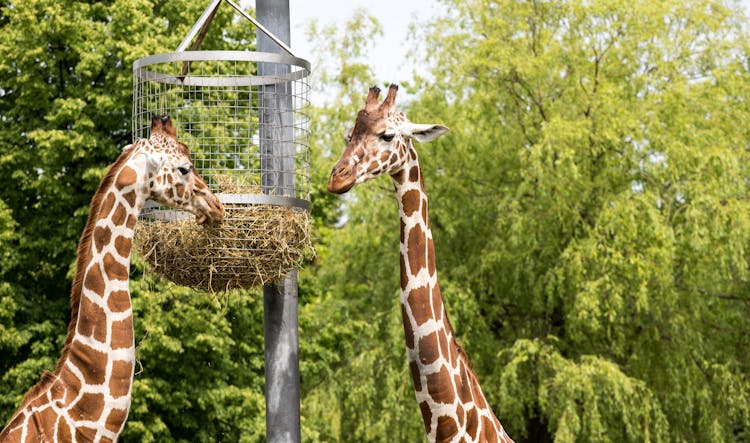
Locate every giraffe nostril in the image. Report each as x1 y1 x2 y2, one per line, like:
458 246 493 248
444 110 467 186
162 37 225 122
332 166 348 176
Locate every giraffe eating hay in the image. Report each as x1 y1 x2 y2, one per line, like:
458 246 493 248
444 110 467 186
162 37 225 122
0 116 224 442
328 85 514 443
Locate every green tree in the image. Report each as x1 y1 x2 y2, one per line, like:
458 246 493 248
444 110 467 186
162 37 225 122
0 1 269 440
125 272 266 442
4 0 750 441
404 0 750 440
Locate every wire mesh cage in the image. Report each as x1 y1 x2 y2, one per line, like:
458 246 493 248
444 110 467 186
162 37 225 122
132 50 311 292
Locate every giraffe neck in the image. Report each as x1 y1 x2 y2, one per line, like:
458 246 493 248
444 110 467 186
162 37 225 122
1 145 147 442
392 144 513 443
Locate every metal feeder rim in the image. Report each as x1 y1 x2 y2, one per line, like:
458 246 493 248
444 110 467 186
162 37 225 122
133 51 310 88
140 194 310 221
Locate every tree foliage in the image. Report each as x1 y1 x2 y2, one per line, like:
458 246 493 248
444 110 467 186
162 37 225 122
403 0 750 440
2 0 750 442
0 1 269 441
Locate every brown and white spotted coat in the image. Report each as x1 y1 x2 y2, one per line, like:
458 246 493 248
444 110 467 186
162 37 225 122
328 85 514 443
0 116 224 443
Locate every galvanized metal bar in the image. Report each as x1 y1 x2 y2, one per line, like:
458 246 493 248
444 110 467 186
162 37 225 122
225 0 298 58
176 0 223 52
256 0 301 442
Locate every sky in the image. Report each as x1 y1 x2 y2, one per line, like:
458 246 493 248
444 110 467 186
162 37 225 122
282 0 750 87
289 0 750 82
237 0 750 99
287 0 437 85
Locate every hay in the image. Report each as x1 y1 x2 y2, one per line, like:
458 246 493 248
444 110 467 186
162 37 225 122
135 176 312 292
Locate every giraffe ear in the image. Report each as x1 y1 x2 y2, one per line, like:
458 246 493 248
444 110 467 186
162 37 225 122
408 124 449 143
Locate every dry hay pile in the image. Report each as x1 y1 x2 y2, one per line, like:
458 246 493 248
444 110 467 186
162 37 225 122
135 176 311 292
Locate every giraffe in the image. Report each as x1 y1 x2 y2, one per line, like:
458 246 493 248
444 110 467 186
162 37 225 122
0 116 224 443
327 85 514 443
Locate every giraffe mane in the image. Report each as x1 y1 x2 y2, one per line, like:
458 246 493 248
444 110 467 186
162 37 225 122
428 283 479 380
17 144 138 409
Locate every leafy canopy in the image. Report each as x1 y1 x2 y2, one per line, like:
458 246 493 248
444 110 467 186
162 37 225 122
2 0 750 441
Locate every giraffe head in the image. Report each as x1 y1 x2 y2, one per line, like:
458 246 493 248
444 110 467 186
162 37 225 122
143 115 224 224
327 84 449 194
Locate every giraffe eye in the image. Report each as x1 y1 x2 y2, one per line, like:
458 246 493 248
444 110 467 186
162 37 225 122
380 133 395 142
177 166 190 176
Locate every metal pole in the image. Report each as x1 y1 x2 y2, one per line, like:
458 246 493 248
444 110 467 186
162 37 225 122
256 1 300 442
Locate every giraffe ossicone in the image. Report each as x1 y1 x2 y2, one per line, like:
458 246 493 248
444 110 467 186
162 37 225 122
0 116 223 442
328 84 514 443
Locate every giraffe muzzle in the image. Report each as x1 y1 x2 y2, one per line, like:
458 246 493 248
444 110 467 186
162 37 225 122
192 188 225 225
327 164 356 194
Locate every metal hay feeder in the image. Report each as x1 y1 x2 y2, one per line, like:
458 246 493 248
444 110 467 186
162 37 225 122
132 2 311 292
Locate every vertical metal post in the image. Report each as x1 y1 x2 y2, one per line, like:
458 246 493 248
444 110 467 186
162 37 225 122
256 1 300 442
